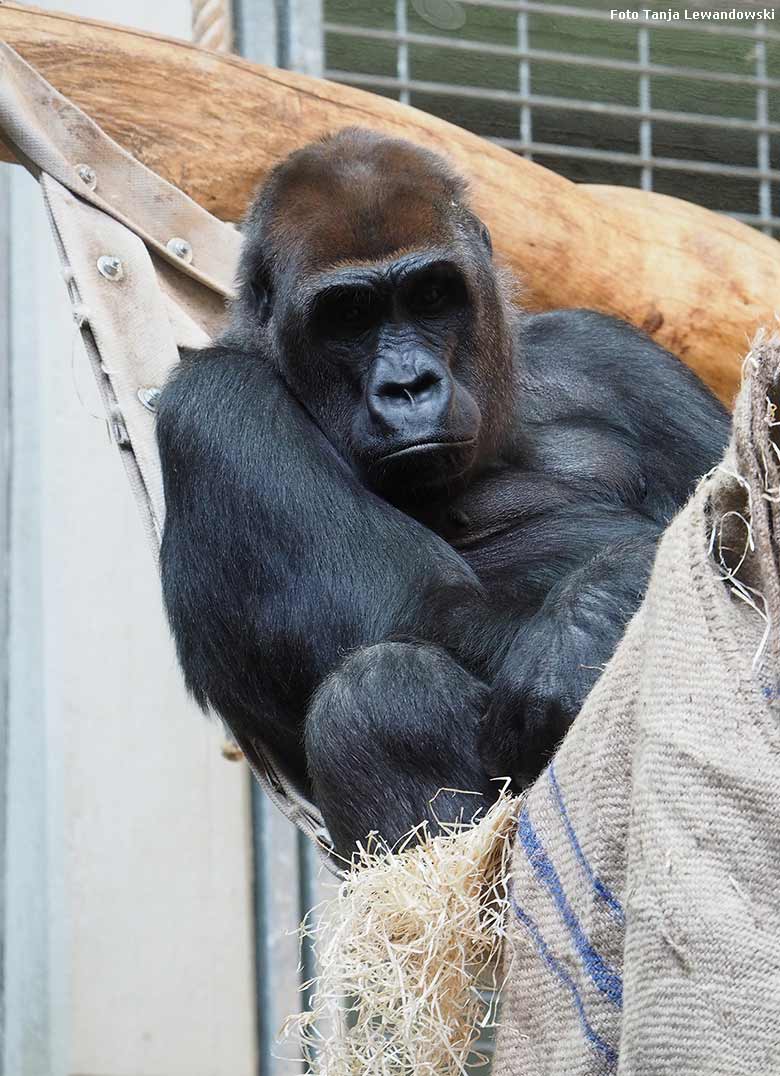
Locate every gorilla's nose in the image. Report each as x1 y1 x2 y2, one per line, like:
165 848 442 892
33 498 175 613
367 357 451 434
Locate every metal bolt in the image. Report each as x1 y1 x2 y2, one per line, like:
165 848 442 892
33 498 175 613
137 386 162 413
220 740 244 763
110 412 131 447
76 164 97 191
167 237 193 264
97 255 124 281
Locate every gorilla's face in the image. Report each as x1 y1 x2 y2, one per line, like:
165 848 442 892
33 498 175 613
284 249 491 498
233 128 515 503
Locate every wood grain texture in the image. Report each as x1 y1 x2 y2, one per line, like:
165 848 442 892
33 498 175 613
2 2 779 403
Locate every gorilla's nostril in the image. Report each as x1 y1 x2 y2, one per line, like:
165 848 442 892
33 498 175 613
412 372 441 397
376 383 407 401
378 371 441 404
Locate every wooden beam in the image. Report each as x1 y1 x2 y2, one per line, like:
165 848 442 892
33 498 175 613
1 3 778 404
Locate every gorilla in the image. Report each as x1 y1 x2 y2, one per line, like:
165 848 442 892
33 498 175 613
156 127 730 857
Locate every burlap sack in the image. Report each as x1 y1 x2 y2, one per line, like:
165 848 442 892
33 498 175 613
493 337 780 1075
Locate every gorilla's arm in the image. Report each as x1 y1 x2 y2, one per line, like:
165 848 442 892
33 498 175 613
478 520 661 782
478 310 731 781
518 310 731 524
157 346 492 842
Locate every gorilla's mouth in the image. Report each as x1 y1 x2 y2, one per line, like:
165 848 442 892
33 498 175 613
369 437 479 497
379 438 477 463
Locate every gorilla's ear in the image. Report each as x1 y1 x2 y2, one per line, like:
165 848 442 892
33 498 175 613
479 221 493 257
249 264 274 324
460 207 493 258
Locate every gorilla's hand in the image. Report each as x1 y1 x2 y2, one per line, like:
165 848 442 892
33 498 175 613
477 614 598 786
478 532 658 786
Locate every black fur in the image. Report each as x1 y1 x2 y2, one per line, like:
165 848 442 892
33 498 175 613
156 130 731 856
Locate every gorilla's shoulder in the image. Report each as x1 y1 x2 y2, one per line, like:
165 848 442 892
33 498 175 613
522 308 652 356
518 307 728 434
520 307 687 386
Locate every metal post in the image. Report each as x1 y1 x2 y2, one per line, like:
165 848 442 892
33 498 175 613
0 162 10 1076
754 22 772 235
297 830 319 1072
516 11 532 159
396 0 410 106
638 28 652 192
233 0 280 66
250 782 274 1076
282 0 324 76
3 165 51 1076
232 0 323 74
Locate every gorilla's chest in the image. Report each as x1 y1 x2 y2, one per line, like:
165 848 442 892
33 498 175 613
422 446 645 611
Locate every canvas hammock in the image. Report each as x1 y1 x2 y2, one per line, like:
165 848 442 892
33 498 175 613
1 34 779 1075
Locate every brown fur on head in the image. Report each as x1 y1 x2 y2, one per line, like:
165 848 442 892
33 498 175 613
245 127 471 272
223 128 518 503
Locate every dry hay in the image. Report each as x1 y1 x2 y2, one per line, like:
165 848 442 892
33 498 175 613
708 327 780 670
284 790 519 1075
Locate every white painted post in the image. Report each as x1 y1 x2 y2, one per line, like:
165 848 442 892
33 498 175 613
2 3 257 1074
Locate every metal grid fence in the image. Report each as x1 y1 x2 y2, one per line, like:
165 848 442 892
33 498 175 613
324 0 780 235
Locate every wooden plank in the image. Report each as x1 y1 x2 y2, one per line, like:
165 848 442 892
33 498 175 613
1 4 778 403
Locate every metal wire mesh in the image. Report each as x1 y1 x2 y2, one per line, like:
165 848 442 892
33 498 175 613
324 0 780 235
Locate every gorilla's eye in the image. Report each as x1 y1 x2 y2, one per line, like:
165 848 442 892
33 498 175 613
417 282 445 308
340 294 372 325
317 288 378 337
409 272 463 316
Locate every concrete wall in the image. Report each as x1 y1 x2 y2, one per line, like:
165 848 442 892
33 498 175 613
2 3 257 1073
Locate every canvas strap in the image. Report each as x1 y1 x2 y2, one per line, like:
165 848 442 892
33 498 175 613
0 42 339 872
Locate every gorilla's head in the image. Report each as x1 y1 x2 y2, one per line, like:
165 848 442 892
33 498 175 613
227 128 517 502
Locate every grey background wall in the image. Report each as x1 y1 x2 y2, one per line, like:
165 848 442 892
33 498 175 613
1 2 258 1074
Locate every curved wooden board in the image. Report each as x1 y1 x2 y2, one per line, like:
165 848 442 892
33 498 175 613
584 184 779 400
1 2 778 404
